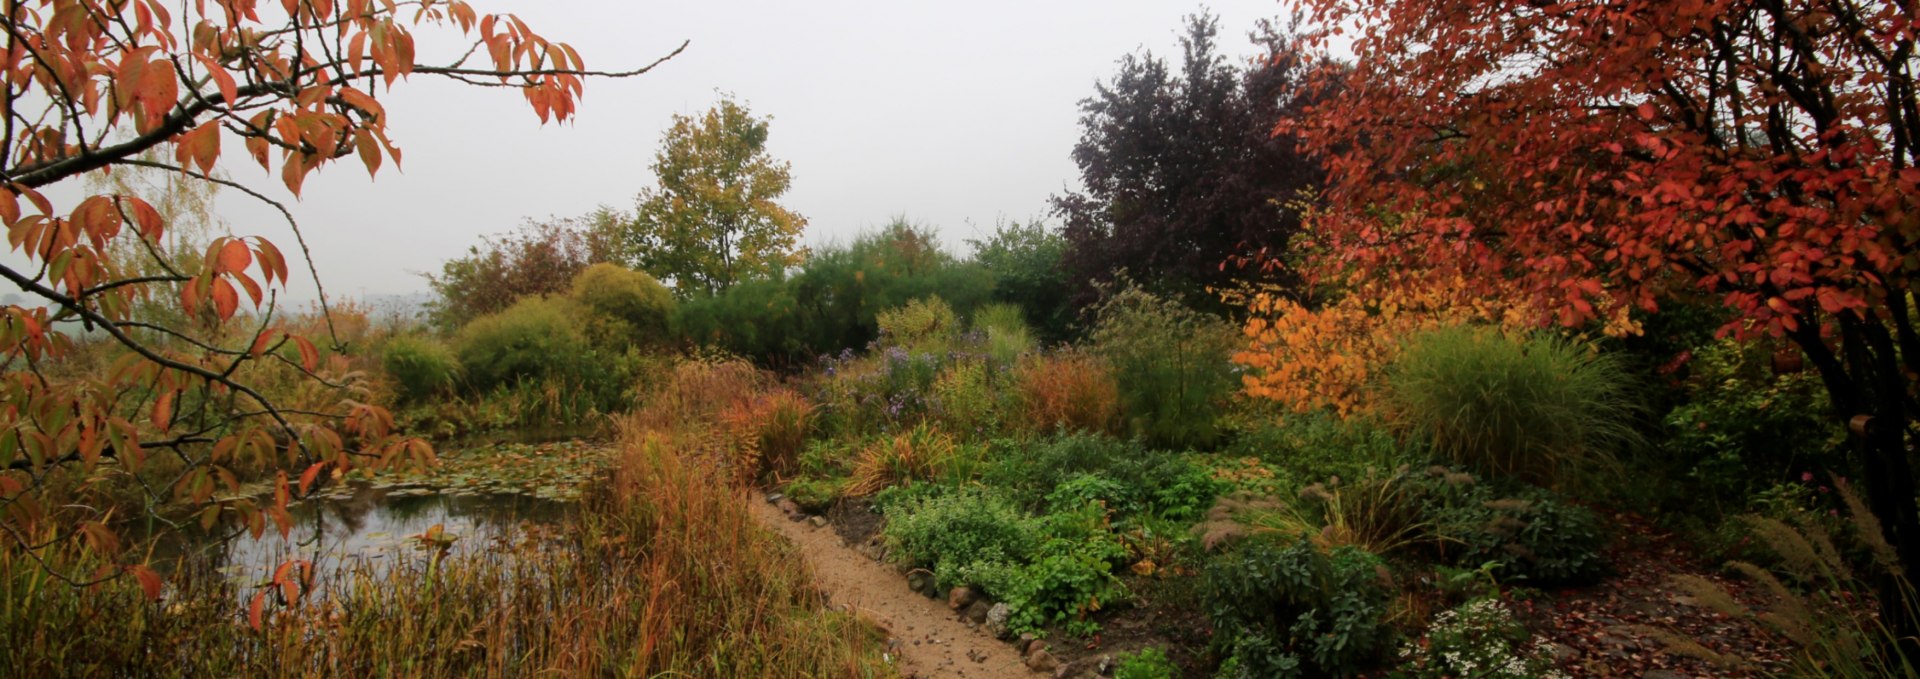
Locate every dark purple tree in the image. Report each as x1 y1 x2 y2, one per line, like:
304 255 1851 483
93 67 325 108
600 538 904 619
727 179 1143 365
1053 14 1331 312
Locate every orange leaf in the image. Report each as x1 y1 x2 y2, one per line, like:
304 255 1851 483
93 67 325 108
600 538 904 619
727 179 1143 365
129 565 164 601
151 390 175 432
254 239 288 285
125 196 164 241
249 330 277 357
218 238 253 273
210 277 239 320
298 461 326 496
292 334 319 372
196 54 238 106
249 591 266 630
233 272 263 307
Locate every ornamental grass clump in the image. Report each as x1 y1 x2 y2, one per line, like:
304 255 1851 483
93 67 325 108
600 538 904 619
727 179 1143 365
1656 477 1919 678
1386 326 1640 487
845 424 957 496
1013 351 1121 436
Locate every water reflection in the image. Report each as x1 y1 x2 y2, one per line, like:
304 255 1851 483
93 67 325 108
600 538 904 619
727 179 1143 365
157 482 566 598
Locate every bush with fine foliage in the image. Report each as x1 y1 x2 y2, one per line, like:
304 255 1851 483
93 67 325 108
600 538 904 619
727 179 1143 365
1089 282 1239 450
875 297 960 352
1387 326 1641 487
381 334 460 402
971 303 1036 365
570 262 675 350
1226 412 1410 488
454 296 596 392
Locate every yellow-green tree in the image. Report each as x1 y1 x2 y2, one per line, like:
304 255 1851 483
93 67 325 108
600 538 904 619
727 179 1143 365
627 97 807 296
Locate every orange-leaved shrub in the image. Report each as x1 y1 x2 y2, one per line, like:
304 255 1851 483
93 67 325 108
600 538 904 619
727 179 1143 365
1235 272 1546 417
1012 351 1120 436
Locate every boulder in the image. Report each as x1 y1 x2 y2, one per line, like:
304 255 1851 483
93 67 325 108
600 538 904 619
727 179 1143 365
948 586 979 610
1025 649 1059 673
984 603 1012 638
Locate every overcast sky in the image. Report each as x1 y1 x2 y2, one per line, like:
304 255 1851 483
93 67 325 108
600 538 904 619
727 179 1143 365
43 1 1301 304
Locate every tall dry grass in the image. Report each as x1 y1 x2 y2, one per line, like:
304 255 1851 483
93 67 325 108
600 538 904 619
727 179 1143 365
0 357 893 678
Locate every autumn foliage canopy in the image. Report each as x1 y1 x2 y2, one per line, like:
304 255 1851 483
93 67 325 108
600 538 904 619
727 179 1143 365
1278 0 1920 638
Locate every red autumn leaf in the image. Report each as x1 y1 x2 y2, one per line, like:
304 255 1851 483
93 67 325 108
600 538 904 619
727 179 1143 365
217 238 253 273
151 390 174 432
210 276 239 320
129 565 164 601
298 461 326 496
249 591 267 631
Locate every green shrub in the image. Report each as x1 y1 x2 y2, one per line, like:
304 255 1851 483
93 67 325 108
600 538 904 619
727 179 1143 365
881 487 1040 590
1228 412 1410 484
674 277 806 361
570 262 675 350
1088 282 1238 449
880 486 1131 637
982 433 1226 522
454 296 596 391
962 503 1130 637
1205 538 1395 678
1113 647 1177 679
930 360 1003 438
1395 598 1565 678
783 477 845 513
1420 470 1607 585
967 219 1074 342
971 302 1036 365
1659 338 1840 514
876 297 960 352
1386 326 1641 487
381 334 460 401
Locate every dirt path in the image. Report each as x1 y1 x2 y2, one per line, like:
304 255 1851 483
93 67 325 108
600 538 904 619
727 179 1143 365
748 500 1035 679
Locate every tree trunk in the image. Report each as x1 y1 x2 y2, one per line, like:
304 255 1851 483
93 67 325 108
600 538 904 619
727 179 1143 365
1794 315 1920 661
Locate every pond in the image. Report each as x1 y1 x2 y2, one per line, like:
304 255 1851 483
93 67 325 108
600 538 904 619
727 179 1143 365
147 438 619 599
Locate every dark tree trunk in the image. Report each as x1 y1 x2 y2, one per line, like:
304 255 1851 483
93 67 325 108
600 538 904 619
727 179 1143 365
1792 312 1920 661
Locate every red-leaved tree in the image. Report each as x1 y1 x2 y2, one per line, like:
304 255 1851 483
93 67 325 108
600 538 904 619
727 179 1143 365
0 0 679 603
1292 0 1920 646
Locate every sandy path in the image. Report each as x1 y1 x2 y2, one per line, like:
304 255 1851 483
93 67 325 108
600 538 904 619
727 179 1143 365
748 500 1034 679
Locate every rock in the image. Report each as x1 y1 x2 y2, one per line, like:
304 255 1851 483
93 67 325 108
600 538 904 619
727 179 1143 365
949 586 980 610
1054 661 1078 679
906 569 937 598
965 600 991 624
1095 654 1114 675
984 603 1012 638
808 515 828 528
1025 649 1059 673
1024 638 1047 657
776 498 803 518
1016 633 1038 655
